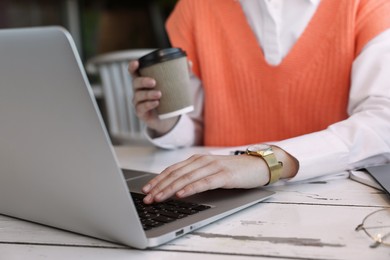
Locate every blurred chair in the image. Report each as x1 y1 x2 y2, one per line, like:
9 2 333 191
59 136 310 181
86 49 154 145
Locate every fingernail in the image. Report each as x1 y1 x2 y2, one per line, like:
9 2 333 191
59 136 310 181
155 91 162 98
143 194 152 204
147 79 156 86
177 190 185 197
143 184 151 193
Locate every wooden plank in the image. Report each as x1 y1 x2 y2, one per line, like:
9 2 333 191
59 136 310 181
0 244 266 260
266 178 389 207
160 203 390 260
1 198 388 259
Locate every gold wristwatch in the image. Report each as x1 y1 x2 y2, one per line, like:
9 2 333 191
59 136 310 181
246 144 283 185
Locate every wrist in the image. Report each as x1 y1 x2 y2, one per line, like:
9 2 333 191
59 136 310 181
149 116 180 138
271 145 299 179
245 144 299 185
246 144 283 185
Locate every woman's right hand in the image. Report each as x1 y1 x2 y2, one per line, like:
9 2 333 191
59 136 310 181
128 60 179 136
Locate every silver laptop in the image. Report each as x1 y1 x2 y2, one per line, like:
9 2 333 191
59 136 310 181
0 27 274 249
366 164 390 198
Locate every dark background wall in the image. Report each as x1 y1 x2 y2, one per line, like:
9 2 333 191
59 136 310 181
0 0 177 61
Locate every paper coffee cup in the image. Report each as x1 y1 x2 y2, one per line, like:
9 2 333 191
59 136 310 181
138 48 194 119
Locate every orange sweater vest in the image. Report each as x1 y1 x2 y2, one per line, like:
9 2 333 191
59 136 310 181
166 0 390 146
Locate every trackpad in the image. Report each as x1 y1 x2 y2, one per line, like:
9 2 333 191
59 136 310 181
122 169 157 193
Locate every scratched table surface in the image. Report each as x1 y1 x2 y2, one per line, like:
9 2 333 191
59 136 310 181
1 146 389 260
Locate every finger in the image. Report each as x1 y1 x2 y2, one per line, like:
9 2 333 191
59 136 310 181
142 155 205 203
134 100 159 119
132 88 161 119
144 155 227 203
176 171 227 198
148 155 207 191
128 60 139 76
132 89 161 104
143 155 202 192
152 161 222 202
133 77 156 90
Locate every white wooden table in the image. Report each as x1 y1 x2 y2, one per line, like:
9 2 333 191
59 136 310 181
1 146 389 259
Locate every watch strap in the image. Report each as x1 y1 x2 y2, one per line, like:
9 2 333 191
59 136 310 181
246 147 283 185
262 153 282 185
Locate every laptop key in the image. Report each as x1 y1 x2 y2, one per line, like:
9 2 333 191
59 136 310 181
192 205 211 211
159 210 187 219
153 215 176 223
176 208 199 215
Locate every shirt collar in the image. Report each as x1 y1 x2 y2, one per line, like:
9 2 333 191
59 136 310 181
239 0 321 4
309 0 321 5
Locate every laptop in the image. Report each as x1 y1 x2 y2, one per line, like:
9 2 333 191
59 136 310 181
0 27 274 249
365 164 390 197
350 164 390 198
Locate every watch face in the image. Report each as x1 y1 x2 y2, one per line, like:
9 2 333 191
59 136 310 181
247 144 271 152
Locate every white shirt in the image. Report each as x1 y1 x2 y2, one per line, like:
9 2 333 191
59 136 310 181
146 0 390 181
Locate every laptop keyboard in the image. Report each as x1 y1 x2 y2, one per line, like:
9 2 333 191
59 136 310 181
131 192 211 231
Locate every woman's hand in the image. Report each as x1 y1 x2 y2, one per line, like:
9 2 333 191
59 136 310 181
141 154 270 204
128 60 178 136
141 146 299 204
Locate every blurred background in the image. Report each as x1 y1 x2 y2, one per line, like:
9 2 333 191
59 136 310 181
0 0 179 144
0 0 177 61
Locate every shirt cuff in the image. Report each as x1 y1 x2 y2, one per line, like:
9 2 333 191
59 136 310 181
272 130 350 182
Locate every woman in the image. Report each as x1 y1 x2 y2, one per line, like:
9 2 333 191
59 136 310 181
129 0 390 204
